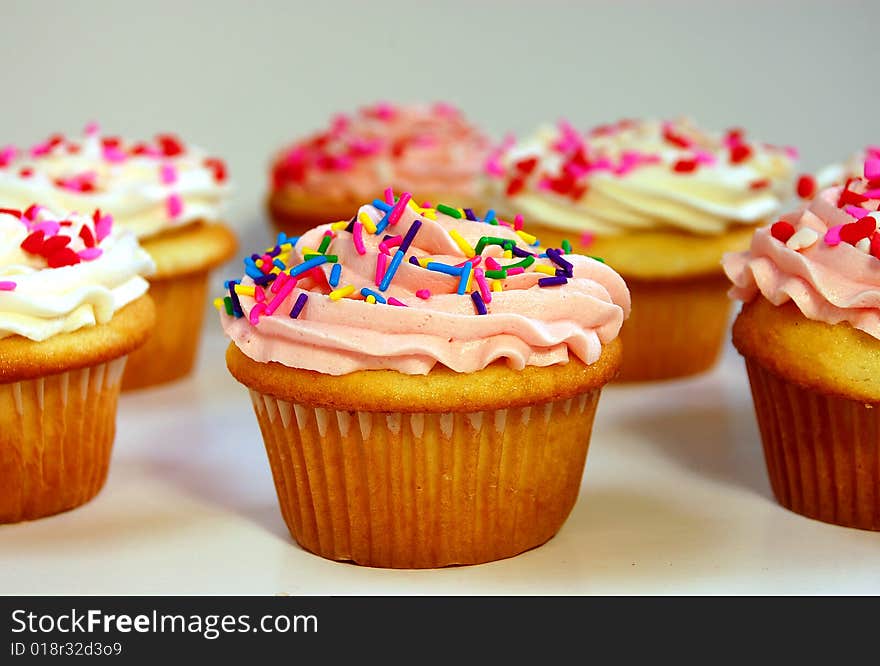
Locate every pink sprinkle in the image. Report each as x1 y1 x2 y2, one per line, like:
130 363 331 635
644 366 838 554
270 271 290 294
415 289 431 299
387 297 407 307
784 146 799 160
375 252 388 286
95 214 113 241
694 150 717 166
824 224 844 246
864 158 880 181
78 247 103 261
352 221 366 255
373 102 396 121
167 193 183 218
513 214 524 231
102 146 127 163
845 205 869 219
474 268 492 304
254 286 266 303
265 278 296 315
506 266 525 276
0 281 16 291
379 235 402 255
0 145 17 166
84 121 100 136
866 146 880 160
580 232 594 247
485 257 502 270
485 155 505 177
863 188 880 198
33 220 61 236
387 192 412 226
160 163 178 185
249 302 267 325
384 187 395 205
30 142 52 157
455 256 481 268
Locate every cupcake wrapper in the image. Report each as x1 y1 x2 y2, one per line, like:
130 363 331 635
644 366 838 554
745 358 880 531
0 357 127 523
122 271 209 391
249 390 602 568
617 275 731 382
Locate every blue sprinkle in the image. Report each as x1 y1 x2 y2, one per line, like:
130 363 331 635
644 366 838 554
273 258 286 270
360 288 387 304
244 257 264 279
289 255 328 277
329 263 342 287
379 249 405 291
426 262 464 276
457 261 472 295
372 199 393 212
483 209 496 223
374 210 392 235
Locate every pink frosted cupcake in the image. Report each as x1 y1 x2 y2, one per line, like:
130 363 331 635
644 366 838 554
267 102 490 237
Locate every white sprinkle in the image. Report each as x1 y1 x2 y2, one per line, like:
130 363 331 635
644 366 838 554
786 227 819 251
856 237 871 253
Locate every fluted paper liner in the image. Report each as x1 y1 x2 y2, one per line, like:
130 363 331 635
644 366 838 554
249 389 602 568
745 357 880 531
617 275 731 382
122 271 209 390
0 357 127 523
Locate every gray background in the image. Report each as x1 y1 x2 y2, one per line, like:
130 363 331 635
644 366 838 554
2 0 874 229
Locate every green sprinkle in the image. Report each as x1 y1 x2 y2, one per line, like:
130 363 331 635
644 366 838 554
484 269 508 279
589 256 605 263
317 234 333 254
561 239 572 253
223 296 233 316
505 255 535 269
503 241 514 250
473 236 510 255
304 253 338 262
436 203 462 219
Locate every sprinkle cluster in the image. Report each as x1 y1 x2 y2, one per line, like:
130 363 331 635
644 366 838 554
0 124 228 221
271 102 480 189
217 187 594 323
0 204 114 282
486 119 797 200
770 157 880 260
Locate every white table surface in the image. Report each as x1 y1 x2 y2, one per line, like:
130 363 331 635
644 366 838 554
2 306 878 595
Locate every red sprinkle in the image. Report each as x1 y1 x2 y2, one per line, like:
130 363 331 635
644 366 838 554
730 144 752 164
506 177 525 196
871 231 880 259
770 221 796 243
514 157 538 174
749 179 770 190
840 217 877 245
47 247 80 268
796 174 817 199
157 134 185 157
79 224 96 248
21 231 46 253
672 158 697 173
204 157 227 183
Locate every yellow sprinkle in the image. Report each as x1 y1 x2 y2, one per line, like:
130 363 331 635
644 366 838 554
234 284 256 297
213 297 225 310
366 294 377 304
516 230 537 245
533 264 557 276
301 246 315 255
270 267 282 275
255 258 264 268
329 284 356 301
280 242 293 251
422 209 437 220
449 229 475 258
418 257 432 267
330 220 350 231
503 250 512 259
491 279 502 292
358 211 377 234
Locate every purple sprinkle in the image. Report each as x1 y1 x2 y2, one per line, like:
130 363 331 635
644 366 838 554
511 245 535 258
538 276 568 287
289 292 309 318
463 208 477 221
546 248 574 276
408 255 421 266
266 245 282 257
0 281 16 291
470 291 487 315
398 219 422 254
253 273 276 286
228 281 244 317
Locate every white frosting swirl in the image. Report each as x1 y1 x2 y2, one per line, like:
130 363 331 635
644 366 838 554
487 119 797 235
0 207 155 341
0 127 229 240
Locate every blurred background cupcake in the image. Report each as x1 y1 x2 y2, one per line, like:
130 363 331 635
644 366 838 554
485 118 797 381
0 125 237 390
724 158 880 530
220 189 629 568
267 102 490 238
0 205 155 522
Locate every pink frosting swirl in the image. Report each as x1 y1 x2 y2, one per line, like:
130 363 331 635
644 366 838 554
220 197 630 375
271 103 490 202
723 175 880 340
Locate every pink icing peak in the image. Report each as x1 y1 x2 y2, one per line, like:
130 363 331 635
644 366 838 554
219 195 630 375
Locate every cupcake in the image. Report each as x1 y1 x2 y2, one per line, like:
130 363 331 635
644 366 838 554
0 125 237 390
485 118 797 381
0 204 155 522
268 102 490 238
219 190 630 568
723 159 880 530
